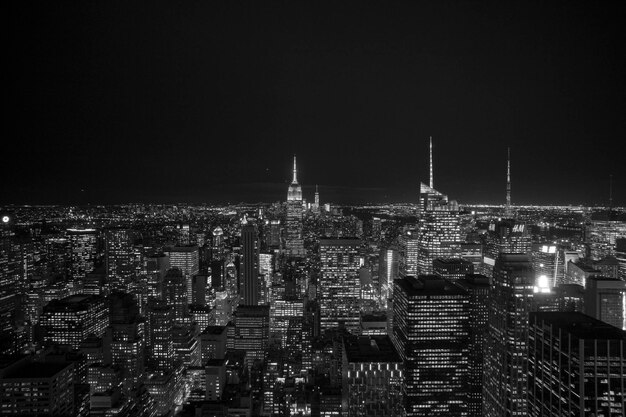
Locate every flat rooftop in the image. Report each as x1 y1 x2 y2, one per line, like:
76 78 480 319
531 312 626 340
395 275 466 296
2 361 72 379
344 335 401 363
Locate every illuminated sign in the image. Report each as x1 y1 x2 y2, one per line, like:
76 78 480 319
512 224 525 233
488 223 496 232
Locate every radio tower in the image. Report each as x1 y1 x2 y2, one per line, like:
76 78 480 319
429 136 434 189
505 147 512 217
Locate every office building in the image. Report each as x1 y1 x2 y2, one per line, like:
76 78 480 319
342 335 404 417
240 223 260 306
393 275 469 416
0 360 75 415
483 254 534 417
39 294 109 349
230 305 270 368
455 274 490 417
432 258 474 281
67 228 98 281
528 312 626 416
319 238 361 334
585 276 626 329
164 246 200 304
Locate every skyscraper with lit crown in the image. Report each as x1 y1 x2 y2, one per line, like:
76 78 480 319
285 156 305 257
416 138 462 274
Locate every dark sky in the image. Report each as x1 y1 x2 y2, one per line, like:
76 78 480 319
6 1 625 206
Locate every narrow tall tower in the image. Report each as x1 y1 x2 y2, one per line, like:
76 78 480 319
429 136 434 189
314 184 319 207
292 155 298 184
506 147 511 216
609 174 613 209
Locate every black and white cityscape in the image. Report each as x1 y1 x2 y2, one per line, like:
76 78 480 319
3 2 626 417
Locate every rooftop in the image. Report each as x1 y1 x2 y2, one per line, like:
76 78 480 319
531 312 626 340
344 335 401 363
395 275 467 296
2 361 72 379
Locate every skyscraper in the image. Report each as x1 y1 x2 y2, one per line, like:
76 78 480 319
584 276 626 330
105 228 137 292
240 223 260 306
162 268 188 324
319 238 361 334
392 275 470 416
528 312 626 416
342 335 404 417
483 253 534 417
39 294 109 349
285 156 305 257
67 228 97 281
456 274 490 417
164 246 200 304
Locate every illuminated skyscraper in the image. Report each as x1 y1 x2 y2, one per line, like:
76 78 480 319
342 335 404 417
105 228 137 292
39 294 109 349
456 274 490 417
528 312 626 416
403 229 420 277
146 299 174 372
211 227 225 261
286 156 305 257
162 268 188 324
483 253 534 417
416 191 461 274
584 276 626 330
319 238 361 334
240 223 260 306
67 228 97 281
230 305 270 369
392 275 470 416
164 246 200 304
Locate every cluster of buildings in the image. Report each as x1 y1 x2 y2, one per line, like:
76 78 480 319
0 145 625 416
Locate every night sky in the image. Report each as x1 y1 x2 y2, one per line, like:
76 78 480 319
6 1 625 206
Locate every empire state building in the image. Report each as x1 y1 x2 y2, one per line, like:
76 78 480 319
285 156 305 257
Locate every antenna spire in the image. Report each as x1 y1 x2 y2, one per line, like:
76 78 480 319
609 174 613 209
506 147 511 216
292 155 298 184
429 136 434 189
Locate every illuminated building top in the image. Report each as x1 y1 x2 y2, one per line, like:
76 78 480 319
287 155 303 201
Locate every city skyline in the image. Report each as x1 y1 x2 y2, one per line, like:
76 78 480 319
6 2 626 206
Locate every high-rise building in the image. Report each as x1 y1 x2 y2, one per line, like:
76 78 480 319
144 253 170 300
403 229 420 277
67 228 98 281
164 246 200 304
105 228 138 292
0 360 75 416
586 211 626 260
240 224 260 306
528 312 626 416
39 294 109 349
230 305 270 369
585 276 626 330
319 238 361 334
455 274 490 417
146 299 174 373
211 227 225 261
416 143 462 275
105 292 145 391
342 335 404 417
392 275 470 416
285 156 305 257
483 253 534 417
432 258 474 281
163 268 188 324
